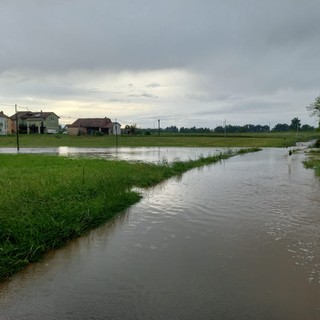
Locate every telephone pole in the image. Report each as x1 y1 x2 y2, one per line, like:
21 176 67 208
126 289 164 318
115 118 118 148
15 104 19 151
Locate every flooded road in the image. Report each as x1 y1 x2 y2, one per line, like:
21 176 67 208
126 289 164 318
1 148 320 319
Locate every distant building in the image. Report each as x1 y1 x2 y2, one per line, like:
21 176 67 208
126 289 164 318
112 122 121 135
0 111 12 135
67 118 121 136
11 111 60 134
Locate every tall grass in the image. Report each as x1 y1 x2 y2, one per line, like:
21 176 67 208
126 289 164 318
0 148 259 280
303 149 320 176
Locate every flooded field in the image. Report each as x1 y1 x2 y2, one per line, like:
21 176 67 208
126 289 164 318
0 148 320 319
0 146 227 163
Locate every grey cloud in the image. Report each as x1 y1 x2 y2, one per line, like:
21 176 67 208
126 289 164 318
1 0 320 86
128 92 158 99
186 93 216 103
105 98 130 103
0 0 319 126
185 92 238 103
146 83 161 88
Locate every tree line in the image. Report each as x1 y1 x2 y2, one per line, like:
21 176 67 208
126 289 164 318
161 96 320 133
160 118 315 134
130 95 320 135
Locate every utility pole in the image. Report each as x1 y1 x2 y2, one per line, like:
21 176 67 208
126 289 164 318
224 119 227 138
158 119 160 136
15 104 19 151
115 118 118 148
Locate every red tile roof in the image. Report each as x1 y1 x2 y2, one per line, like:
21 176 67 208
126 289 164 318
71 117 113 128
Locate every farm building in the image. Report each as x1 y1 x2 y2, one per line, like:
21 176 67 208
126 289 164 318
67 118 121 136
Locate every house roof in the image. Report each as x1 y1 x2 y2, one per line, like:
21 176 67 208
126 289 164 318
71 118 114 128
0 111 10 119
10 111 59 120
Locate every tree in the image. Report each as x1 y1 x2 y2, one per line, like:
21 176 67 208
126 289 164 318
165 125 178 133
124 124 137 135
306 96 320 125
301 124 315 131
272 123 290 132
214 126 225 133
290 117 301 131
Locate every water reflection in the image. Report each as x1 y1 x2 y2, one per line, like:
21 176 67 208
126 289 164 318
0 146 228 163
1 148 320 319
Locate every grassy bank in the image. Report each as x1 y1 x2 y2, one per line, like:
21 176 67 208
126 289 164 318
0 148 259 280
303 149 320 176
303 138 320 175
0 131 319 148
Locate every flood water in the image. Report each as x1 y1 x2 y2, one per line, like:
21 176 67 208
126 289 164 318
1 147 320 319
0 146 227 163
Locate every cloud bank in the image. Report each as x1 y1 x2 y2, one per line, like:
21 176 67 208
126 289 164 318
0 0 319 128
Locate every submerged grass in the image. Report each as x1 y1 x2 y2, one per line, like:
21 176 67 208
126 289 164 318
303 149 320 177
0 148 259 280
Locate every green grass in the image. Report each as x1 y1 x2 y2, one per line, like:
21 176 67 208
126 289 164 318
303 149 320 176
303 138 320 176
0 148 260 280
0 131 319 148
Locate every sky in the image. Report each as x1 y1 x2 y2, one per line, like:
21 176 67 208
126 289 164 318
0 0 320 129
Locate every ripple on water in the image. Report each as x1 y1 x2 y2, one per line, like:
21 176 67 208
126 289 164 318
2 148 320 319
287 240 320 284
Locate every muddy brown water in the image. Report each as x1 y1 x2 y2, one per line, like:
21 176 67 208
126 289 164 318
1 148 320 319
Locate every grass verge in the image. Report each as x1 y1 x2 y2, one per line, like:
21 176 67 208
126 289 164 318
0 148 260 281
303 149 320 177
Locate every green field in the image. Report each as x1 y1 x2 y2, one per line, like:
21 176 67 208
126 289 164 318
0 148 259 280
0 131 319 148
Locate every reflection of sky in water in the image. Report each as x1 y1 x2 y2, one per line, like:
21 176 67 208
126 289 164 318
1 140 316 163
0 146 232 163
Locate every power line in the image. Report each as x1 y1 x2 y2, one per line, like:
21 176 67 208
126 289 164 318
0 103 15 107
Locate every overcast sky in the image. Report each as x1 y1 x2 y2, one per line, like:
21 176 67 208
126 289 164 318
0 0 319 129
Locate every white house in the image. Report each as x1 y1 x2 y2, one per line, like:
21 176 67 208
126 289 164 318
112 122 121 135
0 111 11 135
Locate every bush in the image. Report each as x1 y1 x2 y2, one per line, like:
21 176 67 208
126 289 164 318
94 131 105 136
315 139 320 148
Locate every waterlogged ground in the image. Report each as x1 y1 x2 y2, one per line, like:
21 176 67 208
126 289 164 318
1 147 320 319
0 146 228 163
